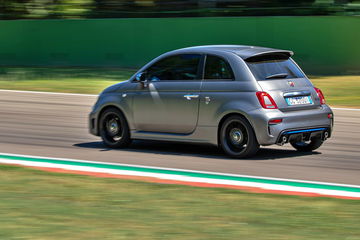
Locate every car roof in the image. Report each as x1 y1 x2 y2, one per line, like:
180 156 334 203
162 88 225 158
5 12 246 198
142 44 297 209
174 45 294 60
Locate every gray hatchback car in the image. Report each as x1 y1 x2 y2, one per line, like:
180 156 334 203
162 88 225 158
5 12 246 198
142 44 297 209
89 45 333 158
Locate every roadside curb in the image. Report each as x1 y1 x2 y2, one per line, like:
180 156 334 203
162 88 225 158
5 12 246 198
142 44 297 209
0 153 359 199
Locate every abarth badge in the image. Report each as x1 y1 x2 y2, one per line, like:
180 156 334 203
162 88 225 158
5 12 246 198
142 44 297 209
287 80 295 87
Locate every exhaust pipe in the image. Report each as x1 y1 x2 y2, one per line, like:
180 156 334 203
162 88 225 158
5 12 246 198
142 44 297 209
324 132 329 141
279 136 287 146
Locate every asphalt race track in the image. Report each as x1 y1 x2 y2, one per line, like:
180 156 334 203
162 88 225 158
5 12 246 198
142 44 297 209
0 90 359 185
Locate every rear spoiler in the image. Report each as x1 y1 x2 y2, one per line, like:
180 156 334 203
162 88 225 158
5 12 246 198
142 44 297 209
240 50 294 62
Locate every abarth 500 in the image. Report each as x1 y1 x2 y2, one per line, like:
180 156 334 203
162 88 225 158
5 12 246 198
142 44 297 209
89 45 333 158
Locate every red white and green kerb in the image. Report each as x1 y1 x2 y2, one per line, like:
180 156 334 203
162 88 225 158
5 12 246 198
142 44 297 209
0 153 359 200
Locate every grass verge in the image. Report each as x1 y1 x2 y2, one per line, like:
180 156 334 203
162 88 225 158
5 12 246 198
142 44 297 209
0 67 359 107
0 67 133 94
0 164 360 240
310 75 360 108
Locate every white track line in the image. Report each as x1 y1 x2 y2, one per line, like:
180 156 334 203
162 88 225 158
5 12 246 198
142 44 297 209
332 107 360 111
0 89 97 97
1 89 359 111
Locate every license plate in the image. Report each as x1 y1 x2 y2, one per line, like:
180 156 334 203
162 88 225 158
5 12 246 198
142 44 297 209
285 96 313 106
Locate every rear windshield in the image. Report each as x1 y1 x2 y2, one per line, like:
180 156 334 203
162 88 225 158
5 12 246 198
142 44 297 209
246 56 305 81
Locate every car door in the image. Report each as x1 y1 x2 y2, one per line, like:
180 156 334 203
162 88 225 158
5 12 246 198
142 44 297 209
132 54 202 134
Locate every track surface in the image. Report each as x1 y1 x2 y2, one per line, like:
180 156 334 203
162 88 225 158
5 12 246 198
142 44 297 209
0 90 359 185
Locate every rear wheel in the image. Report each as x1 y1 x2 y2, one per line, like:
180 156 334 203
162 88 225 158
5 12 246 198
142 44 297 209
219 116 259 158
99 107 131 148
290 138 323 152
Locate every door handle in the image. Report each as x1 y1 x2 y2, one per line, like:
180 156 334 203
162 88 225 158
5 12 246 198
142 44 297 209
184 94 199 100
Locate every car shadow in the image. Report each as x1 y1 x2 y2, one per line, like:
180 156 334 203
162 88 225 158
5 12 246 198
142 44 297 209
73 140 320 160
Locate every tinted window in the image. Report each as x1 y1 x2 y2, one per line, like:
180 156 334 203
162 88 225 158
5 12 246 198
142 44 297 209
246 57 305 81
146 54 201 81
204 55 234 80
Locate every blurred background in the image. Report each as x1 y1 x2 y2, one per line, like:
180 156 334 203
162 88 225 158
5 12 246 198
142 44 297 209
0 0 359 103
1 0 360 18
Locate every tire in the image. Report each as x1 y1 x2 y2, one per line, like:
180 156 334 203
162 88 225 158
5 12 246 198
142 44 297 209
219 116 259 158
290 138 323 152
99 107 131 148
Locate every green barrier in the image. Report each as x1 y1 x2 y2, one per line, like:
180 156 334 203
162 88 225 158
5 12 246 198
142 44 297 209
0 16 359 75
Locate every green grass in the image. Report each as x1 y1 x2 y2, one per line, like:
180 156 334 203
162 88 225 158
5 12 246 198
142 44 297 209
0 164 360 240
0 67 359 107
311 75 360 108
0 67 134 94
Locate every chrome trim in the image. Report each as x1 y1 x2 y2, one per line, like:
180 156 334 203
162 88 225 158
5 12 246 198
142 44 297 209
205 96 211 104
184 94 199 100
283 91 311 97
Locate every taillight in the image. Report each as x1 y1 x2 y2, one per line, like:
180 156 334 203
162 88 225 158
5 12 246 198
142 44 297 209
256 91 278 109
314 87 326 105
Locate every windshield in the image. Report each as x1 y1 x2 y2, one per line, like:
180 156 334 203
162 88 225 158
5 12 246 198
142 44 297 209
246 57 305 81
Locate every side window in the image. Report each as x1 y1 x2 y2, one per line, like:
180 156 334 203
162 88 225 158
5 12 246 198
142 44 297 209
146 54 201 81
204 55 234 80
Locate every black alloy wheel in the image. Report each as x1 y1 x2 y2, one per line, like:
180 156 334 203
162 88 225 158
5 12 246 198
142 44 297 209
99 107 131 148
219 116 259 158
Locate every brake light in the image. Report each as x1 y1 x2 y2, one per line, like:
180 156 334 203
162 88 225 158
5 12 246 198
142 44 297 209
314 87 326 105
256 91 278 109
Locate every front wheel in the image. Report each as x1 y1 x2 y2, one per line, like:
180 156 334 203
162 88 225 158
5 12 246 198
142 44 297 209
219 116 259 158
290 138 323 152
99 107 131 148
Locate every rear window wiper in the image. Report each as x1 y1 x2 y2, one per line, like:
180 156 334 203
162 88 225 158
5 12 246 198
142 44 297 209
265 73 288 79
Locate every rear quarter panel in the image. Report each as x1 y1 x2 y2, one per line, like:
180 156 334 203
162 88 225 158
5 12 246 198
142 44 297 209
198 52 261 128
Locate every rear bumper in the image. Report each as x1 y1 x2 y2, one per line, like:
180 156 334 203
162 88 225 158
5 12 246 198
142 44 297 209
276 127 331 145
248 105 333 145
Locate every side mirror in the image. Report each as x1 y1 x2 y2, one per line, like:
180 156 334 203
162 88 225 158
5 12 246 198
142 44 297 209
135 72 147 82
